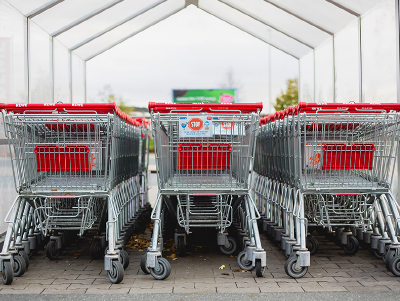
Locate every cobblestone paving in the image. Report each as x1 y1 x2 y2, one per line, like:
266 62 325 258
1 232 399 295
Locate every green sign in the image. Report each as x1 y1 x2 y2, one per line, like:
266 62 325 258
173 89 237 103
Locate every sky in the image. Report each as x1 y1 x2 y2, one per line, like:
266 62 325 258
86 5 299 114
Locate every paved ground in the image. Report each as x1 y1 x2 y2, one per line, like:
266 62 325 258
1 228 399 296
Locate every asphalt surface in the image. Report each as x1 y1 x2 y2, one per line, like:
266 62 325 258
1 292 399 301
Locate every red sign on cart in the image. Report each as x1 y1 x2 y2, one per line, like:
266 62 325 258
179 116 213 138
188 118 203 131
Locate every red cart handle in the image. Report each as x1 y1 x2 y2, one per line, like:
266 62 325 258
296 102 400 113
148 102 263 114
2 103 141 127
208 143 232 151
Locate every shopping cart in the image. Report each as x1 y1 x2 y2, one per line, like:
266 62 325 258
0 103 150 285
143 102 266 280
253 103 400 278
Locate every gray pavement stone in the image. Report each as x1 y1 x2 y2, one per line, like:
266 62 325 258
129 287 173 294
85 288 130 294
42 289 88 294
217 287 260 293
345 285 391 292
174 287 217 293
2 229 400 296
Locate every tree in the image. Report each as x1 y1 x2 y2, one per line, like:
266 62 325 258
273 78 298 111
98 84 133 114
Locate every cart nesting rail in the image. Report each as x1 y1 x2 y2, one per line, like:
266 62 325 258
143 102 266 280
253 102 400 278
0 103 150 285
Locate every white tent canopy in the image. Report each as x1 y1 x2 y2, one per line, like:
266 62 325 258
0 0 399 104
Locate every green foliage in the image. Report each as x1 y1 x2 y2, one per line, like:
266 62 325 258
148 139 154 153
273 78 298 112
98 84 133 114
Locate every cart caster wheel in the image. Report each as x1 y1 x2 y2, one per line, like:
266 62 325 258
219 237 237 256
140 254 150 274
283 250 290 259
119 249 129 270
237 250 254 271
372 249 384 259
150 257 171 280
255 259 265 277
90 239 104 260
284 256 308 279
18 250 29 270
385 250 397 271
343 236 359 255
306 236 319 256
28 248 37 259
108 260 124 284
389 254 400 276
177 236 185 257
2 261 13 285
46 240 60 260
13 255 26 277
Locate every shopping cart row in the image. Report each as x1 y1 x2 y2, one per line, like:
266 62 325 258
2 100 400 285
0 103 151 285
252 103 400 278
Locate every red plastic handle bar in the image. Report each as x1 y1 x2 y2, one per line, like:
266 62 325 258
148 102 263 114
322 143 347 150
352 143 375 150
208 143 232 151
34 144 91 152
3 103 141 127
259 103 400 126
322 143 375 151
296 102 400 113
178 143 202 151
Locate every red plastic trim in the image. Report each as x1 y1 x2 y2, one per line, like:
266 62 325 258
3 103 139 127
148 102 263 114
297 102 400 113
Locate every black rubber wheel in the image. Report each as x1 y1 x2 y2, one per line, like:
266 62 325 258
219 237 237 255
177 236 185 257
384 250 396 271
90 239 104 260
13 255 26 277
343 236 359 255
284 256 308 279
150 257 171 280
119 249 129 270
389 254 400 276
2 261 13 285
255 259 265 277
28 248 36 259
237 250 254 271
140 254 150 274
46 240 60 260
108 260 124 284
19 250 29 270
306 236 319 256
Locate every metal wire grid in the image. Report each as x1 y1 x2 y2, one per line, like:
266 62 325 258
152 113 259 193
